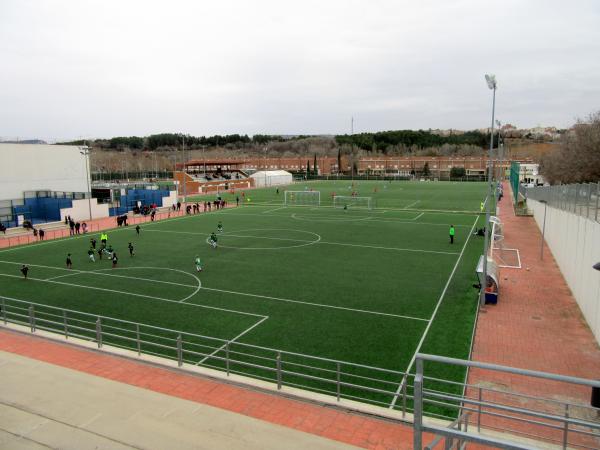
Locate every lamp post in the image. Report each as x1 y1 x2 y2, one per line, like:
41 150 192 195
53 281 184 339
540 199 548 260
79 145 93 221
181 133 187 206
481 74 497 306
263 146 268 187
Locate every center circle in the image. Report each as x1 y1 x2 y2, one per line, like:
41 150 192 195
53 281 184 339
210 228 321 250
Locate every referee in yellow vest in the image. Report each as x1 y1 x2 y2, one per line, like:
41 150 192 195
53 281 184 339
449 225 455 244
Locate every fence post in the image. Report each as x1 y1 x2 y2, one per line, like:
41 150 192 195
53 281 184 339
136 323 141 356
402 377 408 418
1 298 6 324
336 362 341 401
63 310 68 338
28 306 35 332
276 351 282 390
562 403 569 450
477 387 482 432
225 342 230 376
596 182 600 222
177 334 183 367
96 318 102 348
587 183 592 219
413 357 424 450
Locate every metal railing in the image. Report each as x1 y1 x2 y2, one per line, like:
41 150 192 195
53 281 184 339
3 296 599 450
414 354 600 450
525 182 600 223
0 296 413 412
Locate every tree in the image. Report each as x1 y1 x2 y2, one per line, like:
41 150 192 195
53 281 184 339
306 160 310 175
450 167 466 178
313 154 318 175
422 162 431 176
541 111 600 184
337 147 342 174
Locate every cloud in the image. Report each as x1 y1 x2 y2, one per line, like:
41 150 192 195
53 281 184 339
1 0 599 140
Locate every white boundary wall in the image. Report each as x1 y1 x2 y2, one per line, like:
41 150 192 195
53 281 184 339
0 143 88 200
528 198 600 344
60 198 110 221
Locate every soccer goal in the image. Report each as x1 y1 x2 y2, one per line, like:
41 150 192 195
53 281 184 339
284 190 321 206
333 196 373 209
489 216 521 269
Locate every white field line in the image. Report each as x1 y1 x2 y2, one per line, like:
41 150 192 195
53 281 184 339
185 211 476 227
411 212 425 221
198 285 429 321
262 206 287 214
388 215 479 409
195 316 270 366
0 272 265 319
0 260 428 321
143 229 460 256
403 200 420 209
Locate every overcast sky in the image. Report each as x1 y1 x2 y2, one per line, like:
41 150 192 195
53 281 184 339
1 0 599 141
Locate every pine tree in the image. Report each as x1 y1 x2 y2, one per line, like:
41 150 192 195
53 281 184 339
313 154 318 175
337 148 342 174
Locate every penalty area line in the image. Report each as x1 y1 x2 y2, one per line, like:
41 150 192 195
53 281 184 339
195 316 270 366
388 215 479 409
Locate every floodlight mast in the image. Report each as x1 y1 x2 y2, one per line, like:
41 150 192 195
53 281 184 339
481 74 497 306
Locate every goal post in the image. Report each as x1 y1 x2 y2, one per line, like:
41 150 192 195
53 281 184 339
284 190 321 206
333 196 373 209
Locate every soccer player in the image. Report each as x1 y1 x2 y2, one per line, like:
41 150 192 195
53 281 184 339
480 201 485 212
449 225 455 244
112 252 118 268
87 247 95 262
66 253 73 269
217 221 223 233
104 245 114 258
97 247 103 260
195 255 203 272
128 242 135 257
135 225 141 235
209 232 218 249
90 237 97 249
20 264 29 279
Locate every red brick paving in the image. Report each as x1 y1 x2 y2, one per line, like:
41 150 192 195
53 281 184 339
0 329 426 450
467 182 600 448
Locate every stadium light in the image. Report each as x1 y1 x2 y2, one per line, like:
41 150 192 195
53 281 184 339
79 145 93 221
480 74 497 306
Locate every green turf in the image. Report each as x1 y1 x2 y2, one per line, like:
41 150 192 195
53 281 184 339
0 180 487 414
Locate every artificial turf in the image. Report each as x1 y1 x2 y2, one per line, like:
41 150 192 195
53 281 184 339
0 180 487 414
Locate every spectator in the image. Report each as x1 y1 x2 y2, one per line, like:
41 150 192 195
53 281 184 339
0 223 6 234
69 219 75 235
75 222 81 234
39 229 45 240
81 222 87 233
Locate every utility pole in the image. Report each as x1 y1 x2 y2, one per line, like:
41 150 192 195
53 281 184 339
182 134 187 206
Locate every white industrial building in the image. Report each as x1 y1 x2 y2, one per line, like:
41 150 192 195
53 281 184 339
0 143 89 200
250 170 293 187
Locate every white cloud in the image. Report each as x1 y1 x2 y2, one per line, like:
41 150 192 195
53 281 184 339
1 0 599 140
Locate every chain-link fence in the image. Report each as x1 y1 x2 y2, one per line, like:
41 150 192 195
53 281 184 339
525 182 600 223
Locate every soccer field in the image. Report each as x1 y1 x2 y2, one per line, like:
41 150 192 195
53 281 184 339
0 180 487 414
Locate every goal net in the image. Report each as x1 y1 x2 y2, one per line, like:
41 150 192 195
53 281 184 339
284 191 321 206
489 216 521 269
333 196 373 209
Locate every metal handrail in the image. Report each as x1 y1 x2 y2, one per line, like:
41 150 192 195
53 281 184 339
413 354 600 450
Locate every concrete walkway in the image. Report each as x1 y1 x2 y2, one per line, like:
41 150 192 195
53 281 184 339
0 349 360 450
0 330 419 450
